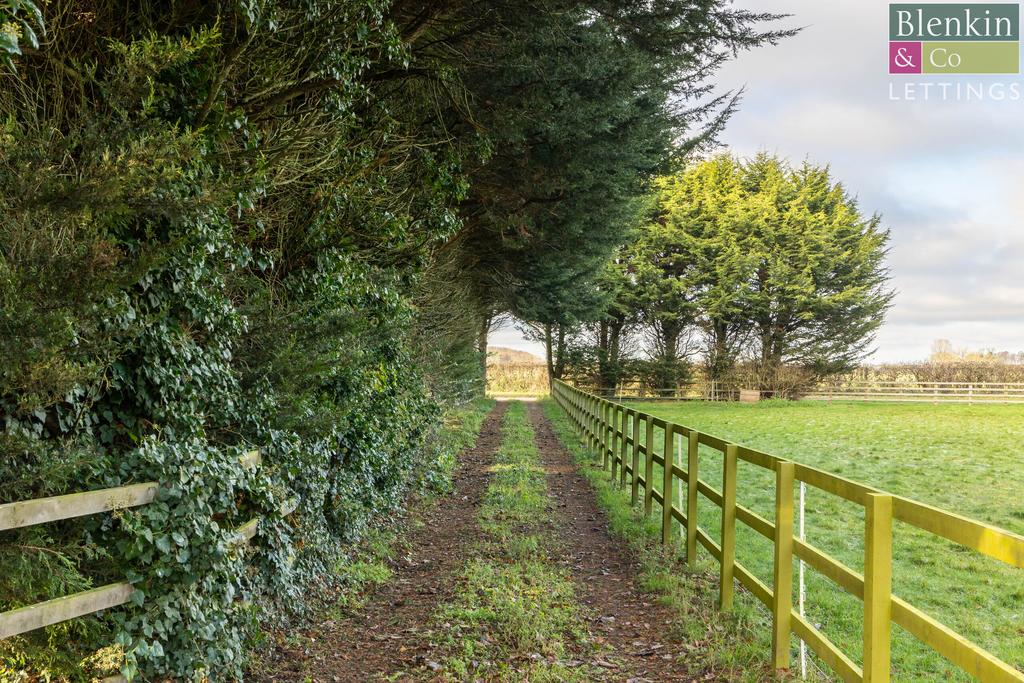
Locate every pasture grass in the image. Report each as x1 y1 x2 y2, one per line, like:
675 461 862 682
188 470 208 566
609 399 1024 681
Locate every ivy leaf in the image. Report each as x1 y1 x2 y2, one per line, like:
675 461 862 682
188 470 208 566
0 32 21 56
120 662 138 681
155 536 171 554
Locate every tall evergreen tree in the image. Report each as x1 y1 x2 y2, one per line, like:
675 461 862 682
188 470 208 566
629 209 700 392
445 2 792 360
630 154 893 390
743 155 893 379
647 157 759 381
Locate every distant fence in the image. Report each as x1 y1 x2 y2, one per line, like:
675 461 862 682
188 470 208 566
580 380 1024 404
552 379 1024 683
571 381 737 401
805 381 1024 404
0 449 296 680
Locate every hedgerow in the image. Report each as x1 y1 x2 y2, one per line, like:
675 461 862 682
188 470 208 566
0 2 467 679
0 0 785 679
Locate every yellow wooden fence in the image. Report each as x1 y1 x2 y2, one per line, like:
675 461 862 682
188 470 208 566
0 449 295 678
551 379 1024 683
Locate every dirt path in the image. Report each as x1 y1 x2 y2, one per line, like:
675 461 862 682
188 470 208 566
256 402 505 682
527 402 695 682
258 400 698 682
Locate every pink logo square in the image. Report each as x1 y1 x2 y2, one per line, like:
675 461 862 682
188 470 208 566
890 42 922 74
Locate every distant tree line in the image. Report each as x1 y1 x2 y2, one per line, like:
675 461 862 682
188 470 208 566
526 155 894 396
929 339 1024 365
841 362 1024 384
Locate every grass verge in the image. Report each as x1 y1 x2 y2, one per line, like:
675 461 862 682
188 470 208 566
541 398 779 683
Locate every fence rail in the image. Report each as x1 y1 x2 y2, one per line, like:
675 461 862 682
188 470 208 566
0 448 286 679
551 379 1024 683
806 382 1024 403
581 380 1024 404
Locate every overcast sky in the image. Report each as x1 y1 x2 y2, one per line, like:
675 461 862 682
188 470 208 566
491 0 1024 363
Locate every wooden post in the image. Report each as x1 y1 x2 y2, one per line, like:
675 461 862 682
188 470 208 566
602 403 610 473
720 444 738 610
686 431 699 565
610 405 620 481
644 417 655 516
630 411 641 505
585 397 593 450
604 402 612 470
864 493 893 683
662 426 673 545
578 393 584 436
579 393 584 434
772 461 795 670
600 402 608 468
619 409 629 487
585 395 592 448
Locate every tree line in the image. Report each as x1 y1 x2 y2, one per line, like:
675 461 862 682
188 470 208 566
0 1 788 678
529 154 894 396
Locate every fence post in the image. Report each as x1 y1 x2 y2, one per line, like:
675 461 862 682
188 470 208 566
571 388 580 434
686 431 699 565
864 493 893 683
644 416 655 516
604 402 613 470
585 395 592 449
662 425 674 545
610 405 620 482
584 395 590 448
630 411 641 505
577 392 584 436
608 404 616 470
620 409 629 488
600 401 609 468
720 444 738 610
772 461 795 670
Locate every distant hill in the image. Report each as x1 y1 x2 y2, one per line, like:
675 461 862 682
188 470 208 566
487 346 545 365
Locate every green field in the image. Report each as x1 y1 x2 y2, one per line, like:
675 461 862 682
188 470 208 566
620 399 1024 681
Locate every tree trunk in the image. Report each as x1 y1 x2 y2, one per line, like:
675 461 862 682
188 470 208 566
707 320 731 381
608 319 622 393
478 311 491 393
662 323 679 397
544 323 555 389
597 320 611 395
553 324 566 380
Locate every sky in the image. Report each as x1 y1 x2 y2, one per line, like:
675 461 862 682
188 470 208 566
491 0 1024 363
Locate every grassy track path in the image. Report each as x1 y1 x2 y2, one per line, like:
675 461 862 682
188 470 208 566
256 402 506 681
258 400 728 681
526 402 695 681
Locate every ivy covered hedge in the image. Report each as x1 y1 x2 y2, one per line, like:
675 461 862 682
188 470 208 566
0 2 474 679
0 0 784 678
